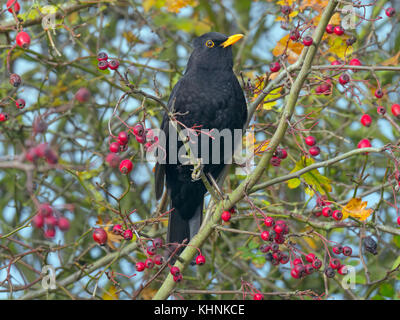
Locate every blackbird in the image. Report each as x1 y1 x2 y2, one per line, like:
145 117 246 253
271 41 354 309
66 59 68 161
155 32 247 251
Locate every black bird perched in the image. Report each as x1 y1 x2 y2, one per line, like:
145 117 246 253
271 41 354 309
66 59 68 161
155 32 247 251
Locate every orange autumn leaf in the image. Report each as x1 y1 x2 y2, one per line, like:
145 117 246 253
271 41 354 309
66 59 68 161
102 285 119 300
272 34 303 64
342 198 373 221
165 0 198 13
96 217 124 250
299 0 328 13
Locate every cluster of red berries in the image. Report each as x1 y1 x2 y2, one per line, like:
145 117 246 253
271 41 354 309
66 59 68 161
259 217 290 266
270 146 288 167
221 207 236 222
304 135 320 157
97 52 120 71
313 197 343 221
25 142 58 165
6 0 21 13
315 79 332 95
112 224 134 240
325 24 345 36
32 203 70 239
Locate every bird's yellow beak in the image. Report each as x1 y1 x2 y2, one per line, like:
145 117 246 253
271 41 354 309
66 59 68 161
220 34 244 48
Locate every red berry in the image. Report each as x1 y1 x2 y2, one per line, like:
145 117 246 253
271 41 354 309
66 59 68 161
145 258 154 269
360 114 372 127
105 153 120 168
16 31 31 49
136 261 145 272
338 264 348 275
333 25 344 36
293 258 302 265
32 214 44 228
305 135 316 146
173 274 183 282
0 113 9 122
291 268 300 279
6 0 20 13
123 229 133 240
93 228 107 245
132 123 144 137
264 216 275 227
330 258 341 269
153 237 164 248
322 206 332 217
312 259 322 269
314 210 322 217
196 255 206 265
306 253 316 263
397 216 400 226
153 254 164 265
270 156 281 167
112 224 123 234
97 52 108 61
377 106 386 115
276 147 288 159
332 245 343 255
332 210 343 221
326 24 334 34
305 264 314 275
309 146 320 157
391 104 400 118
118 131 129 145
274 223 285 234
290 29 300 41
385 7 396 17
343 246 352 256
170 266 180 276
281 5 292 15
109 142 120 153
108 59 120 70
221 210 231 222
38 203 53 217
9 73 21 87
147 246 156 256
75 87 91 103
270 61 281 73
44 228 56 239
260 230 270 241
119 159 133 174
331 60 341 66
339 73 350 85
303 36 313 46
57 217 70 231
253 293 264 300
349 58 361 66
98 60 108 70
15 98 25 109
374 89 384 99
357 138 371 149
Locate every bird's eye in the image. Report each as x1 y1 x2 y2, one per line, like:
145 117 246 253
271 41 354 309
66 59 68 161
205 40 214 48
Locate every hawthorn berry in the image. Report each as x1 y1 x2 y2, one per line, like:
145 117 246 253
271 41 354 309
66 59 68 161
333 25 344 36
290 29 300 41
305 135 316 146
338 264 348 275
117 131 129 145
0 113 9 122
303 36 313 46
332 210 343 221
15 98 25 109
136 135 146 144
145 258 154 269
132 123 144 137
75 87 91 103
276 147 287 159
6 0 21 13
16 31 31 48
261 230 270 241
136 261 145 272
312 259 322 269
385 7 396 18
153 237 164 248
330 258 341 269
364 236 378 255
357 138 371 149
280 253 289 264
293 264 306 278
105 153 120 168
332 245 343 255
339 73 350 85
270 156 281 167
331 60 341 66
270 243 279 252
97 52 108 61
147 246 156 256
291 268 300 279
293 258 302 266
173 274 183 282
270 61 281 73
360 114 372 127
313 210 322 217
342 246 352 256
108 59 120 70
119 159 133 174
170 266 180 276
38 203 53 217
377 106 386 115
309 146 320 157
112 224 123 234
253 293 264 300
221 210 231 222
306 253 316 263
93 228 107 245
33 117 48 134
264 216 275 227
391 104 400 118
123 229 133 240
44 228 56 239
196 255 206 265
153 254 164 265
98 60 108 70
374 89 384 99
32 214 44 228
281 5 292 15
326 24 334 34
322 207 332 217
397 216 400 226
9 73 21 87
57 217 70 231
109 142 120 153
44 215 57 227
325 267 336 278
305 264 314 275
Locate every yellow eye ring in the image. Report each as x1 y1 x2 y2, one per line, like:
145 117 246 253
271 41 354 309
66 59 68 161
205 40 214 48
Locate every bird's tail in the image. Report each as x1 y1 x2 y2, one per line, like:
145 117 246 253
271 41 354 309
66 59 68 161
167 197 203 253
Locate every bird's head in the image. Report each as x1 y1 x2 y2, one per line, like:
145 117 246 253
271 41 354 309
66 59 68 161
186 32 244 73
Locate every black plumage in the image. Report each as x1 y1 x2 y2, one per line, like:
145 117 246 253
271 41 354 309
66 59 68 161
155 32 247 250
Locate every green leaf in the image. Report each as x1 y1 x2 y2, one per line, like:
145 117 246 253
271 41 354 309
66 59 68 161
393 235 400 249
248 238 260 250
379 283 395 298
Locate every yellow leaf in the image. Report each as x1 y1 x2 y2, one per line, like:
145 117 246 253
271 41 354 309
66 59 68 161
381 51 400 66
102 285 119 300
141 287 158 300
342 198 373 221
263 87 283 110
143 0 157 12
277 0 294 5
299 0 328 13
272 34 303 64
165 0 198 13
328 36 353 59
254 140 270 156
